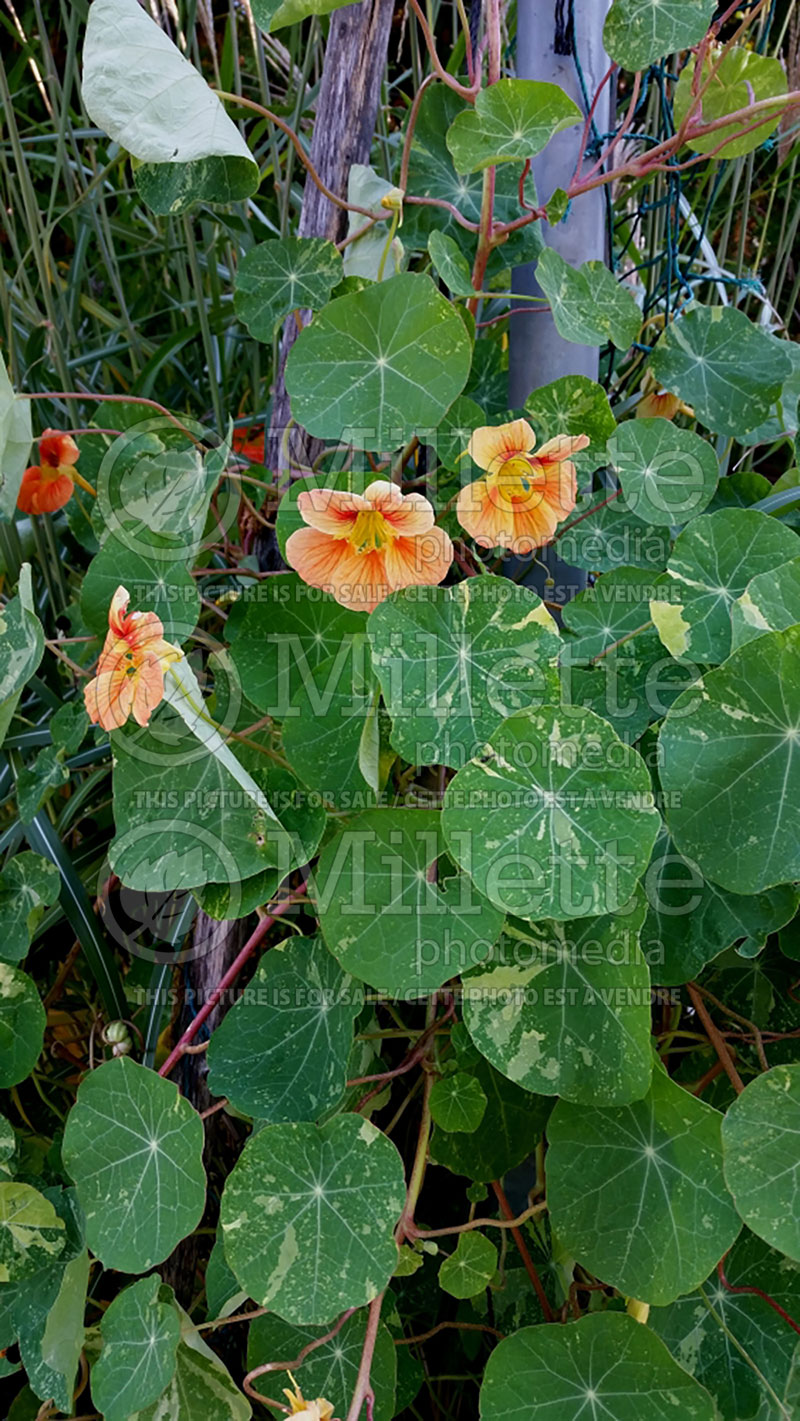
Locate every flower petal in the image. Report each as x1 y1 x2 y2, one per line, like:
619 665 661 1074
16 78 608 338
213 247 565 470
39 429 80 469
297 487 369 536
456 479 517 549
468 419 536 473
285 526 365 604
364 480 435 536
529 456 578 519
108 586 132 637
130 658 166 727
383 526 453 592
84 664 136 731
533 433 590 464
16 467 74 514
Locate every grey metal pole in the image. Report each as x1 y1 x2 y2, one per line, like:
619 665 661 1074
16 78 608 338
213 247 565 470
509 0 614 400
508 0 613 600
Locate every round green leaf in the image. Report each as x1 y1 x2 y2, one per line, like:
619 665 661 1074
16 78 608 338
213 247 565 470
368 577 560 769
463 902 653 1106
438 1231 497 1299
557 495 672 573
650 1229 800 1421
659 625 800 894
227 572 366 716
284 273 472 446
446 79 581 173
536 250 641 352
650 307 792 439
0 964 45 1089
722 1064 800 1262
731 555 800 650
428 1074 487 1133
560 566 662 661
220 1115 405 1325
92 1276 180 1421
206 936 361 1122
316 809 505 996
650 508 799 664
428 231 474 298
442 705 660 921
0 1184 66 1284
0 853 61 964
430 1054 551 1182
128 1318 250 1421
81 535 201 644
235 238 342 341
547 1066 741 1304
604 0 714 73
247 1309 396 1421
281 639 384 809
675 46 786 160
480 1313 716 1421
62 1056 206 1273
523 375 615 476
609 419 718 526
642 824 798 984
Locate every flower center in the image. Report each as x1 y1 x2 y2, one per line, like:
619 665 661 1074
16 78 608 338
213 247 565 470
486 454 542 507
347 508 396 554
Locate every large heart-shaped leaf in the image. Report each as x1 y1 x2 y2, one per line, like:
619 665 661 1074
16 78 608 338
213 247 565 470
62 1056 206 1272
722 1064 800 1262
650 508 798 664
206 936 361 1121
659 625 800 893
446 79 580 173
285 273 472 446
368 577 559 769
546 1066 741 1304
81 534 200 644
557 495 672 573
220 1115 405 1324
281 639 384 809
480 1313 716 1421
82 0 258 213
604 0 715 73
316 809 505 996
523 375 615 476
442 705 660 920
649 307 792 438
674 46 786 160
463 901 652 1106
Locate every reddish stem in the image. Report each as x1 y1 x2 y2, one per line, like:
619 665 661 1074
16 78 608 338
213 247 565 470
158 888 306 1078
717 1257 800 1336
491 1181 554 1322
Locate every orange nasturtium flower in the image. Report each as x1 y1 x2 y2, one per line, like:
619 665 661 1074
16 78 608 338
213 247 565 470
636 375 694 422
84 586 181 732
286 478 453 612
283 1374 334 1421
456 419 589 554
17 429 83 514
